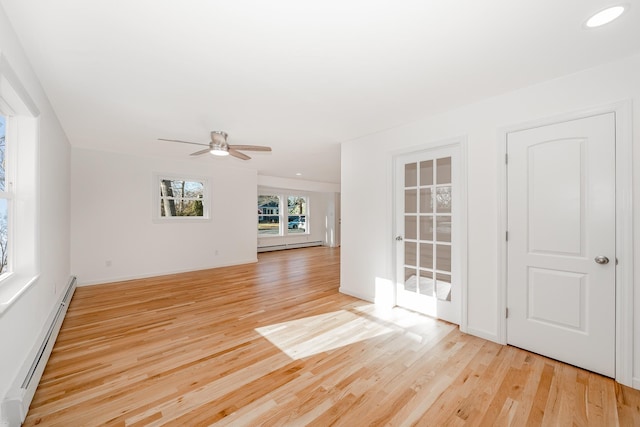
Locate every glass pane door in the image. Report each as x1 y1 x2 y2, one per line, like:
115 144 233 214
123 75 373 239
403 157 452 300
396 146 460 323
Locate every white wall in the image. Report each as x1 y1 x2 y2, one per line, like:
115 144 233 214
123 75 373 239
0 3 71 411
71 148 257 285
341 53 640 384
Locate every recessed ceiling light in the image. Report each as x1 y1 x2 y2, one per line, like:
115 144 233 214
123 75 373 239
585 5 627 28
295 172 302 176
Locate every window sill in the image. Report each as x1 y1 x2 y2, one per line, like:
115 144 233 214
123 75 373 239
152 217 211 224
0 272 40 317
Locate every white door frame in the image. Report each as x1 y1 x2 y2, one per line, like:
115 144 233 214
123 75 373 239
392 136 468 332
497 100 634 387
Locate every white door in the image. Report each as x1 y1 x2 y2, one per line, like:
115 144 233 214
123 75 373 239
506 112 616 377
395 145 460 324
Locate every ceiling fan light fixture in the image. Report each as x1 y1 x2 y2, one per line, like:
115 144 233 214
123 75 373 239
210 147 229 156
585 5 627 28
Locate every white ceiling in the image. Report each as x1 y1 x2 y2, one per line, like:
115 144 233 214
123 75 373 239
1 0 639 184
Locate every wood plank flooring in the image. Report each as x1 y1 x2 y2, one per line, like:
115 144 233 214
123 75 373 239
25 247 640 426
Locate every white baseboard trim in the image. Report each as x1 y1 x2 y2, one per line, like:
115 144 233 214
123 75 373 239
465 327 502 345
2 276 76 426
257 241 324 252
338 287 374 303
77 258 259 286
633 377 640 390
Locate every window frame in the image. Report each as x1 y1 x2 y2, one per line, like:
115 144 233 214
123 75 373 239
0 55 41 315
152 173 211 222
285 195 309 235
257 192 310 237
257 194 282 236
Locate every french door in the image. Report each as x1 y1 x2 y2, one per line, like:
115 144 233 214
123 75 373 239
395 145 461 324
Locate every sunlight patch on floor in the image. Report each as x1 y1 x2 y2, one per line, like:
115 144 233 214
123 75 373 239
255 310 394 360
255 304 444 360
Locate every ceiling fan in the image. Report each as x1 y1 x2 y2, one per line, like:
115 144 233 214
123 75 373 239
159 131 272 160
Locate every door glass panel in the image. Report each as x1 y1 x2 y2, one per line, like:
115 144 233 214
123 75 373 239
405 242 417 266
436 157 451 184
404 267 417 293
419 270 434 296
420 160 433 186
419 216 434 241
420 242 433 268
405 216 417 240
405 190 417 213
419 188 433 213
435 186 452 213
436 216 452 242
436 244 451 272
436 272 452 301
405 163 417 187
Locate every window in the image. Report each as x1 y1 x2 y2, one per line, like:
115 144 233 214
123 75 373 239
0 56 39 312
287 196 307 234
258 195 280 235
0 114 9 275
257 193 309 236
155 175 209 220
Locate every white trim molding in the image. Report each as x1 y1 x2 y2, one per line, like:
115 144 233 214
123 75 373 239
77 257 259 287
497 100 634 387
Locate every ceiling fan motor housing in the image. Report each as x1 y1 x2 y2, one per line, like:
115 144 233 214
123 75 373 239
210 131 229 152
211 131 228 143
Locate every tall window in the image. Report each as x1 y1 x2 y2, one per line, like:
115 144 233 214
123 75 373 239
0 57 39 308
258 195 280 235
287 196 307 234
155 175 209 220
257 193 309 236
0 114 8 275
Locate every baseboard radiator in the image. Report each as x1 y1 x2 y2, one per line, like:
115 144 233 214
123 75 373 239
257 240 323 253
2 276 77 426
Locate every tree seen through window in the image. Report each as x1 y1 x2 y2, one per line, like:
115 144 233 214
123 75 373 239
159 179 205 217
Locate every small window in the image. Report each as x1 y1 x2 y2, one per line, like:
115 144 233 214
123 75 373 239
258 195 280 235
156 176 209 220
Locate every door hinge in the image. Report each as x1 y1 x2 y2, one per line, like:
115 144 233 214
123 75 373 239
505 153 508 165
505 231 508 241
506 308 509 318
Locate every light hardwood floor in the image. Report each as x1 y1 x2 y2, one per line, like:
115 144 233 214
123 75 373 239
25 247 639 426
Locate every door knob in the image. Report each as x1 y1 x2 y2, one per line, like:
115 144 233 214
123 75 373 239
395 236 403 241
594 256 609 265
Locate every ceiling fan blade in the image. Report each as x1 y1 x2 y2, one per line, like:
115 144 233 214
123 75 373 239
158 138 209 147
229 144 272 152
190 148 212 156
228 148 251 160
